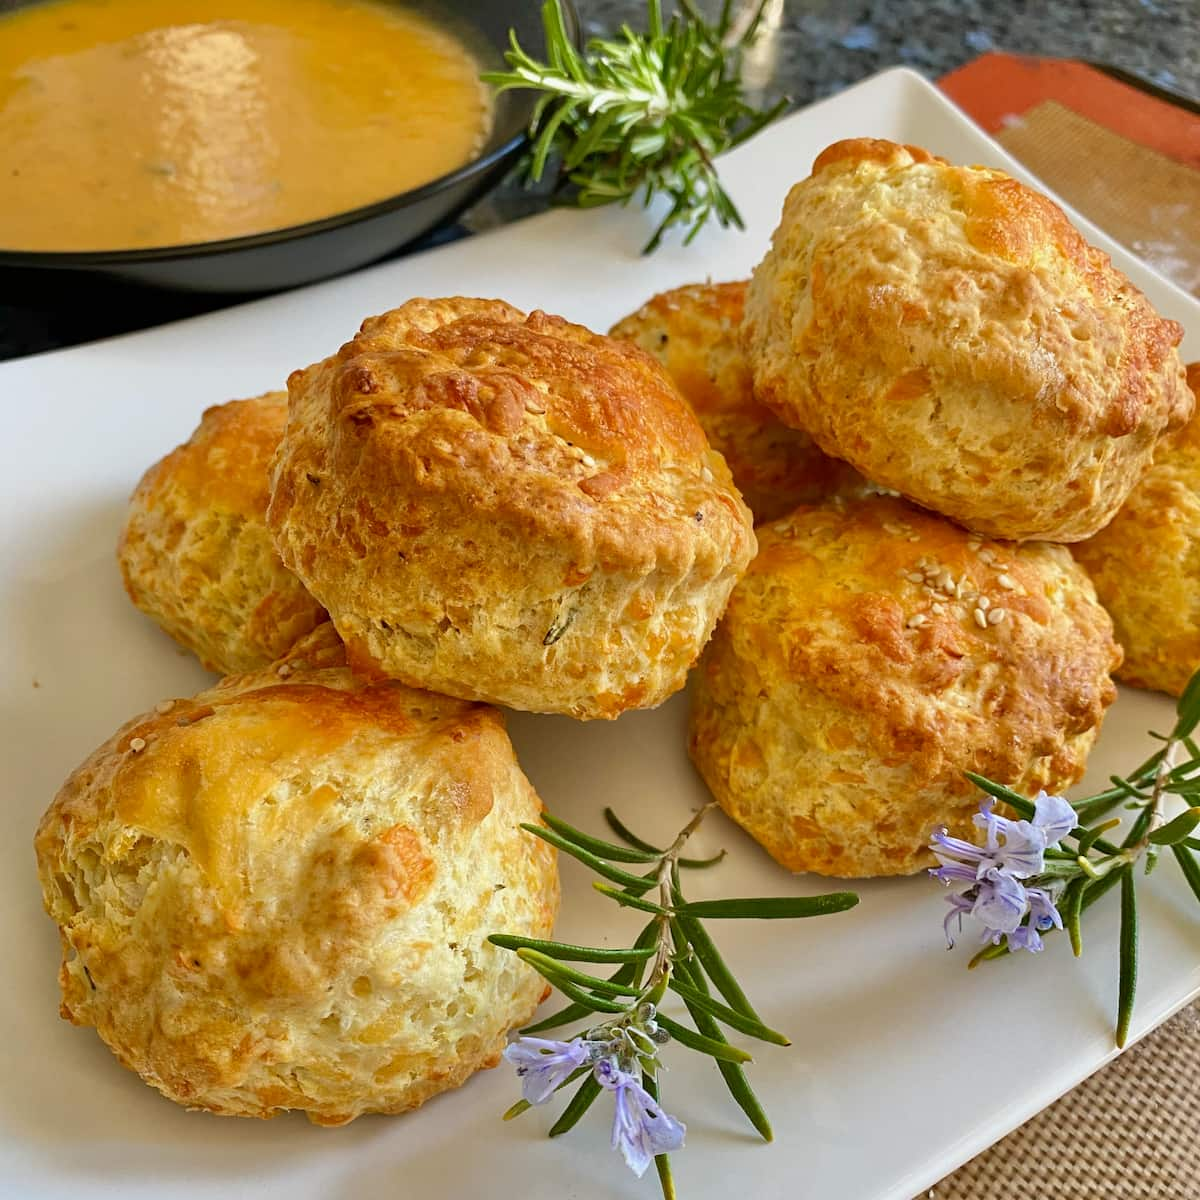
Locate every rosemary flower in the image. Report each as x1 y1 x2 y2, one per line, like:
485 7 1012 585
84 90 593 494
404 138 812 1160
931 793 1073 949
595 1057 686 1178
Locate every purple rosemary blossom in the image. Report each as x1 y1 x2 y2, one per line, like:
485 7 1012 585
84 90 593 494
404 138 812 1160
503 1035 593 1105
1008 887 1065 953
931 791 1074 951
594 1057 686 1178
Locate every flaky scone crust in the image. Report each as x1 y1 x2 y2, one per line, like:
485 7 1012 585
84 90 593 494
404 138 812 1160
118 394 327 675
35 624 558 1124
1074 364 1200 696
609 281 867 523
268 297 756 719
742 138 1193 542
689 496 1121 877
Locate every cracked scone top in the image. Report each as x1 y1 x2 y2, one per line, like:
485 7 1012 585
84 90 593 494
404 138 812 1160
741 138 1193 542
268 297 757 719
35 624 558 1125
689 497 1121 877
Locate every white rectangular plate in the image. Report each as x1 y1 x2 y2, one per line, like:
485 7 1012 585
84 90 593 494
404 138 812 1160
2 68 1198 1200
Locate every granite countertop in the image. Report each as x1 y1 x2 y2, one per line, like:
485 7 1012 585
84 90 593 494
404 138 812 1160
2 0 1197 360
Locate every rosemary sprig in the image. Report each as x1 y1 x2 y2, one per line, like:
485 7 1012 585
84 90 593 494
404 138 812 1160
938 669 1200 1047
491 800 859 1195
483 0 787 253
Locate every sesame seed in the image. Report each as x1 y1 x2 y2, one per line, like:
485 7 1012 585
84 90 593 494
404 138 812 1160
988 608 1007 625
155 699 175 714
701 467 714 483
955 579 969 598
580 454 597 469
906 572 925 584
908 534 921 542
994 562 1009 572
931 602 945 614
939 575 956 594
129 737 146 752
907 613 927 628
997 574 1018 590
977 595 991 611
277 663 292 678
967 540 981 552
973 608 988 628
979 548 997 564
883 523 904 535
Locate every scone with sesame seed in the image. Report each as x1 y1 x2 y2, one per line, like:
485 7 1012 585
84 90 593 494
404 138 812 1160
742 138 1193 542
689 496 1121 877
1074 363 1200 696
35 623 558 1125
268 297 756 720
119 393 327 675
609 280 867 523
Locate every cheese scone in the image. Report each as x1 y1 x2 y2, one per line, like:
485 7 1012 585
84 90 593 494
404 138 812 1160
119 393 327 675
690 497 1120 877
35 624 558 1124
1074 363 1200 696
268 297 756 719
742 138 1192 542
609 281 866 523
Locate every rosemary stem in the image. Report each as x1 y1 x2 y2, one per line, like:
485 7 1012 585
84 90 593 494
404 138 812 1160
646 801 720 993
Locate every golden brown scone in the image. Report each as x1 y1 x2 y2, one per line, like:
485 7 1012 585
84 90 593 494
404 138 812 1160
118 393 327 675
35 623 558 1125
689 496 1121 877
742 138 1193 542
268 297 757 720
609 281 868 523
1074 363 1200 695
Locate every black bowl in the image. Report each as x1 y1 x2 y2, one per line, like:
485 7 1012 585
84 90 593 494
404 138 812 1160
0 0 576 293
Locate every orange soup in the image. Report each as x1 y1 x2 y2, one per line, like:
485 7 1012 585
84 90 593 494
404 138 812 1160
0 0 492 250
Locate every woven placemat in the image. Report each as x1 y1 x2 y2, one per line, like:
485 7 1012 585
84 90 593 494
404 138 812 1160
929 1003 1200 1197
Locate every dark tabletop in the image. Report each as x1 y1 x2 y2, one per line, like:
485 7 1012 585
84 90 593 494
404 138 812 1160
2 0 1197 361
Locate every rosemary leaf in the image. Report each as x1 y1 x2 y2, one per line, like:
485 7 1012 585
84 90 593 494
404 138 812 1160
538 812 661 863
521 823 657 891
1172 666 1200 738
1116 869 1139 1049
548 1072 603 1137
675 906 761 1020
681 995 773 1142
655 1014 753 1063
520 964 628 1015
963 771 1037 818
604 806 725 868
1147 807 1200 846
521 921 657 1032
668 977 790 1045
593 882 671 914
1062 876 1086 957
603 807 663 855
1082 864 1126 912
676 893 859 920
488 934 656 963
1172 843 1200 904
517 949 642 998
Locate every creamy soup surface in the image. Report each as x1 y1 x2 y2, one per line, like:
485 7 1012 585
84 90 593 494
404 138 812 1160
0 0 492 250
